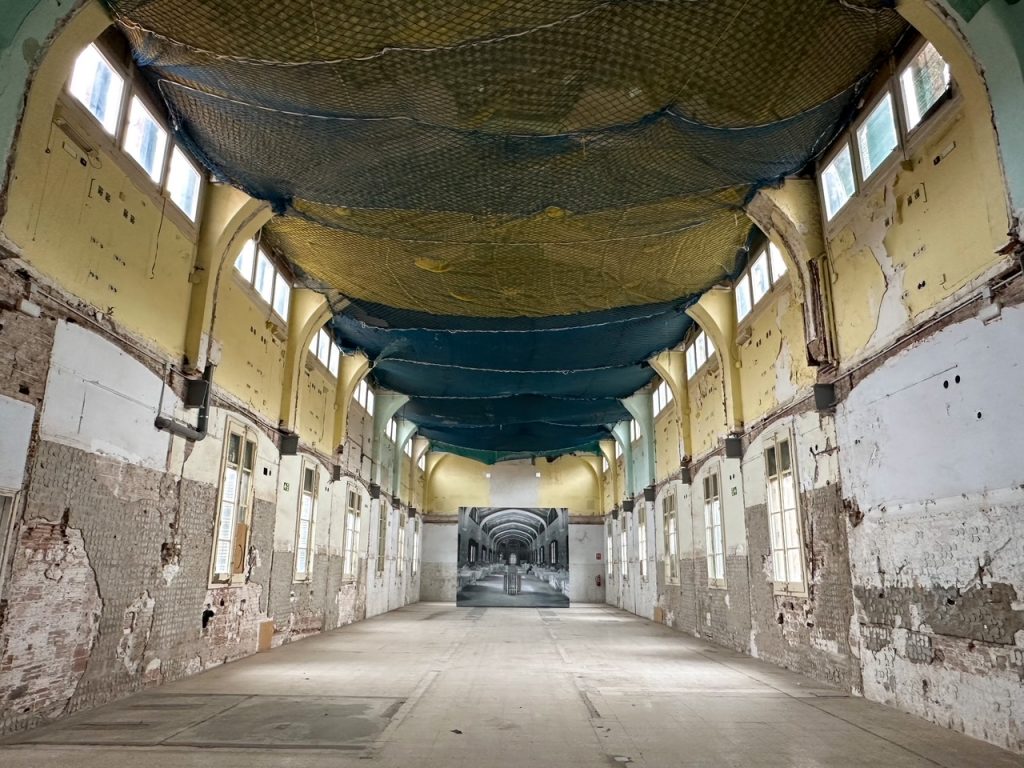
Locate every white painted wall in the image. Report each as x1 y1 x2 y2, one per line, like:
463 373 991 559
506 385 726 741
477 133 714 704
41 321 174 471
568 523 605 603
420 521 457 602
0 394 34 492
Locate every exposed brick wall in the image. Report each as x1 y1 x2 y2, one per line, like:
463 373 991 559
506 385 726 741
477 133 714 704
692 555 751 653
0 266 54 407
745 485 860 690
0 517 101 728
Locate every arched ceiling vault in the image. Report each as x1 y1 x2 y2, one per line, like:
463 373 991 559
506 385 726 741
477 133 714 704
103 0 907 460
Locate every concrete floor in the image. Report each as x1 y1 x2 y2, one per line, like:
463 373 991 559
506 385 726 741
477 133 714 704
1 603 1018 767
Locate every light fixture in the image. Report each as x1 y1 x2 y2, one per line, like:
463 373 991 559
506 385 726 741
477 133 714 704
535 472 541 478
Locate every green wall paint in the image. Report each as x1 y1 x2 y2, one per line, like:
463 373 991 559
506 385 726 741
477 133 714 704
0 0 77 199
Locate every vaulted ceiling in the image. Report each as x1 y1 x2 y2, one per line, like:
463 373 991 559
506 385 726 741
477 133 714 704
104 0 907 460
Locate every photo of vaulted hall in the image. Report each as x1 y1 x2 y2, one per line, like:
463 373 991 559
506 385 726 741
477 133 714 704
0 0 1021 765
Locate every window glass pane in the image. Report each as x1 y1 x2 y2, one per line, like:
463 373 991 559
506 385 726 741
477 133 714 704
365 389 375 415
328 344 339 377
735 273 752 321
234 239 256 281
900 42 950 131
705 335 715 358
773 550 786 581
686 345 697 379
243 440 256 470
123 97 168 182
254 249 274 303
69 44 125 135
273 273 290 319
166 147 202 220
787 548 803 584
770 512 784 551
779 439 791 471
309 332 320 357
318 330 331 366
664 382 673 403
694 332 707 368
769 243 787 282
821 144 856 220
751 251 770 304
857 92 899 179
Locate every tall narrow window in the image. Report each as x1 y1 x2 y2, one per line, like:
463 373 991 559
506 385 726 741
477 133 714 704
412 518 420 574
638 505 648 579
663 493 678 582
750 250 771 304
376 506 387 574
294 464 317 580
620 527 628 580
212 425 256 583
766 436 804 591
397 513 407 576
703 472 725 585
69 44 125 135
123 96 168 182
343 489 361 579
735 273 753 321
549 540 557 565
606 521 614 576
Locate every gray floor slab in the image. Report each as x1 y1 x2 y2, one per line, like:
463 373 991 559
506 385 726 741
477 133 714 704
1 603 1019 767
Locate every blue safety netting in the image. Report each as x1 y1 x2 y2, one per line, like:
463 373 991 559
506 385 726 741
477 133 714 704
102 0 908 457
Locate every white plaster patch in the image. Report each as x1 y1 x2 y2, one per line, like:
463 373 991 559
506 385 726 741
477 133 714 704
0 393 34 491
41 321 174 470
836 305 1024 509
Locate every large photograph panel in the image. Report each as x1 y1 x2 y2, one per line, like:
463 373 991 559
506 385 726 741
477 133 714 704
456 507 570 607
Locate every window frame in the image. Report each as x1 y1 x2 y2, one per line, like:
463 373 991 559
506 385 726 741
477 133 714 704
376 505 388 575
637 503 648 580
63 37 206 233
210 419 258 586
232 237 292 324
662 492 679 584
343 488 362 581
293 461 318 582
817 35 956 232
734 240 790 329
764 431 807 595
703 470 726 588
685 328 716 380
653 379 674 418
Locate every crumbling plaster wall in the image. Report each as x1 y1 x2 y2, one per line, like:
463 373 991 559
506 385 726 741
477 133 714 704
835 303 1024 753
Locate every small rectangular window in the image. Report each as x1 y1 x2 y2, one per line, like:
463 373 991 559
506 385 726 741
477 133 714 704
751 250 770 304
629 419 640 443
686 344 697 380
856 92 899 180
900 42 950 132
417 453 425 471
768 242 787 281
821 143 856 221
273 272 291 319
735 273 753 321
703 472 725 585
69 44 125 135
694 331 707 369
123 96 168 182
234 239 256 281
328 344 340 377
166 146 202 221
254 249 275 304
614 440 623 459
